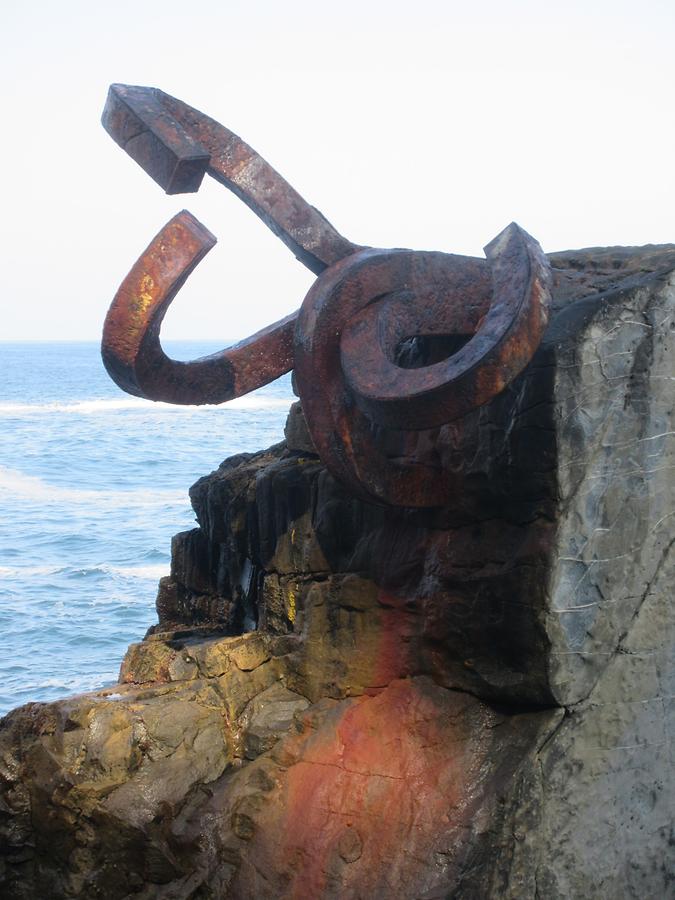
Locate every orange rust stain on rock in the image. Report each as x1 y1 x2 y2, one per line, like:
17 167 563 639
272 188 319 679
270 679 473 898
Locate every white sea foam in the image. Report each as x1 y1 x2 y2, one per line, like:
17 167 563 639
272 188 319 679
29 673 118 694
0 565 59 577
0 395 291 415
0 467 186 507
105 564 168 579
0 562 168 579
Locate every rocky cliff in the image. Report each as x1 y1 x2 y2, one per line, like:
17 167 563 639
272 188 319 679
1 245 673 898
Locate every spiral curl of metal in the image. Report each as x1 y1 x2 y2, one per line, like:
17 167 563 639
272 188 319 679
101 85 551 508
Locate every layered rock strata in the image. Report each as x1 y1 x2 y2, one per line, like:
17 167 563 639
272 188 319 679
1 246 673 898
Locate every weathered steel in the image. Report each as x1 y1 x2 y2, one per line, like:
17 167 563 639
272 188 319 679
101 84 357 405
102 86 210 194
102 85 357 272
293 225 550 505
338 224 551 431
102 85 552 506
102 211 297 404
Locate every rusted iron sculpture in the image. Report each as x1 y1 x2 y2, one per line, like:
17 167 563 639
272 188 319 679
102 85 552 507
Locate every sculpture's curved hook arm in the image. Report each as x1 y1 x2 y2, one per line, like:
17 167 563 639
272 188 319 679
102 84 358 274
101 85 360 402
101 211 297 405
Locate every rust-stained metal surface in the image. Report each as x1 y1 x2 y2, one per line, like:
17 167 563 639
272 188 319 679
101 84 552 507
102 85 357 271
295 227 551 506
102 210 298 404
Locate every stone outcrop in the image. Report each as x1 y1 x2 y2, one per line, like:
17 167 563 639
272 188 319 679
1 245 673 898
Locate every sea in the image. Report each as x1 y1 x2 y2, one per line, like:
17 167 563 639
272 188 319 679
0 342 294 717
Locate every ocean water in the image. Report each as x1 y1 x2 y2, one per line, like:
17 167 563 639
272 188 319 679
0 342 294 717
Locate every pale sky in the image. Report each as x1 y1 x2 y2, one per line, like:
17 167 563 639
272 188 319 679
3 0 674 341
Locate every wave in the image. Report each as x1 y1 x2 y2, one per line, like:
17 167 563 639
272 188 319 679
10 671 119 696
106 564 169 578
0 467 187 507
0 565 59 577
0 395 292 415
0 563 168 579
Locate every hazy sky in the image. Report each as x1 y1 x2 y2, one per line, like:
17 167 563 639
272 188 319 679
3 0 674 341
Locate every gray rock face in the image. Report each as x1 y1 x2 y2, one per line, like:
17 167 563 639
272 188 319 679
238 683 309 759
548 275 674 704
0 245 673 898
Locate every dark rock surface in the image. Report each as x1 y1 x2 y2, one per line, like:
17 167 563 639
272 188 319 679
0 244 673 898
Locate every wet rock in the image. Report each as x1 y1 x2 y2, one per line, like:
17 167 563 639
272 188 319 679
283 400 316 454
239 683 309 760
